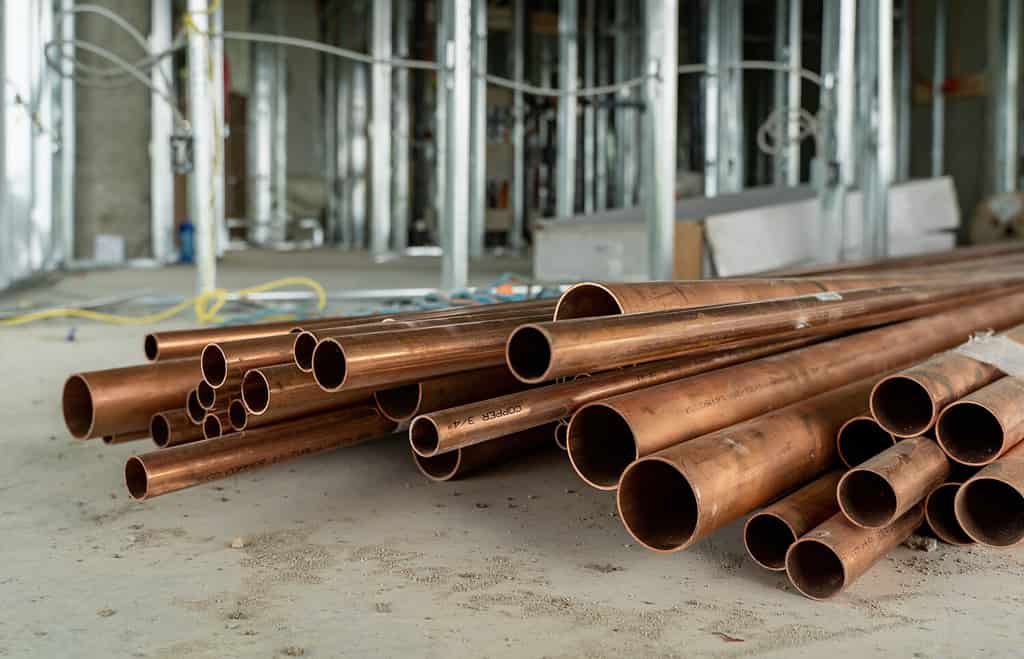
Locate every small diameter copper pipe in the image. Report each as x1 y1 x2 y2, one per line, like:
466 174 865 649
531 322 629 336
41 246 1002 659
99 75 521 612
953 442 1024 547
185 387 206 424
764 241 1024 277
125 405 397 500
312 316 549 392
869 326 1024 437
615 378 871 552
374 366 524 423
785 505 924 600
241 364 372 429
743 470 844 571
567 290 1024 490
102 430 150 445
936 376 1024 466
836 412 897 468
228 399 248 432
412 425 553 481
196 379 217 410
201 334 297 389
837 437 950 528
925 482 974 546
554 421 569 450
62 358 201 440
151 409 206 449
202 409 233 440
510 285 986 384
411 338 815 458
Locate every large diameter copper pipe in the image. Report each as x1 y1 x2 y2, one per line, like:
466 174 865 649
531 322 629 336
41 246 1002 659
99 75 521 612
241 364 373 430
567 290 1024 489
412 425 554 481
837 437 950 528
62 358 201 440
870 326 1024 437
743 470 844 571
375 366 524 423
925 482 975 546
151 409 206 448
953 442 1024 546
312 317 547 393
411 338 817 458
935 376 1024 466
836 412 897 468
124 405 397 500
615 378 871 552
511 285 986 383
785 506 924 600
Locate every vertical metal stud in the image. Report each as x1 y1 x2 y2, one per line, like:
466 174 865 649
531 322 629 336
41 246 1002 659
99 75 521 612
187 0 216 293
645 0 678 280
509 0 525 249
556 0 577 218
615 0 637 207
594 1 609 211
350 62 368 248
704 0 720 196
58 0 76 264
441 0 471 290
994 0 1020 193
896 0 911 181
581 0 595 214
210 0 226 256
393 0 411 251
785 0 802 185
371 0 392 256
272 34 287 241
931 0 947 177
468 0 487 257
860 0 894 259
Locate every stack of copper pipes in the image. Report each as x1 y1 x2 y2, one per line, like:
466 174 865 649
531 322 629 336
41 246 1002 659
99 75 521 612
60 243 1024 600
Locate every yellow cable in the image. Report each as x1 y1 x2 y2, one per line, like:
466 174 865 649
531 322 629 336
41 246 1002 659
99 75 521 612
0 276 327 327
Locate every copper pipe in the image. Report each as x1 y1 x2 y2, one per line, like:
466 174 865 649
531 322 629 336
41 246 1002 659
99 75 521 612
924 482 974 546
201 334 297 389
936 376 1024 466
374 366 524 423
124 405 397 500
241 364 372 429
785 506 924 600
151 409 206 448
196 379 217 410
62 358 201 440
312 316 549 392
185 387 206 424
836 412 897 468
953 442 1024 546
411 425 553 481
870 326 1024 437
837 437 950 528
102 430 150 445
567 290 1024 489
554 421 569 450
411 337 816 458
614 378 869 552
202 409 233 440
511 285 988 383
228 399 248 432
743 470 844 571
763 241 1024 277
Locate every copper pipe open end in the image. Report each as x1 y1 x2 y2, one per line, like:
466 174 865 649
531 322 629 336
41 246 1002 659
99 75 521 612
186 388 206 424
955 477 1024 546
837 416 897 468
837 470 899 528
554 422 568 450
143 334 160 361
196 380 217 410
125 456 151 500
151 413 172 448
505 325 553 384
409 416 441 457
412 448 462 481
552 283 624 320
616 457 697 552
567 403 637 490
870 375 936 437
229 400 248 432
925 482 974 545
200 344 229 388
241 369 271 415
936 401 1005 466
744 513 798 571
292 331 319 372
376 384 424 423
62 374 95 439
312 339 347 391
785 539 848 600
203 414 223 440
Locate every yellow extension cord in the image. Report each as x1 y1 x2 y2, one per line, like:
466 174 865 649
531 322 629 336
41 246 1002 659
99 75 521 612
0 276 327 327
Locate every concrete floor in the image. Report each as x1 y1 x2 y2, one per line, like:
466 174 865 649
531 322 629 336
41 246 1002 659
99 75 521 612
2 253 1023 658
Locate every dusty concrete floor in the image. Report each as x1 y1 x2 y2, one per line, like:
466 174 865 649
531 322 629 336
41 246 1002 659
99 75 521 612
2 252 1023 658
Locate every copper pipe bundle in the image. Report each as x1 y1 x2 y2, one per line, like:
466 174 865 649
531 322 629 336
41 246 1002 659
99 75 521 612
836 412 897 468
411 425 554 481
125 406 397 500
743 470 843 571
785 506 924 600
241 364 372 429
567 291 1024 489
870 325 1024 437
936 376 1024 466
374 366 525 423
151 409 205 448
954 442 1024 547
925 482 975 546
836 437 950 528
